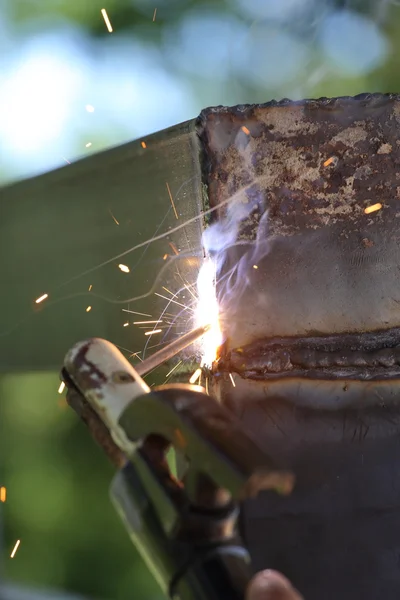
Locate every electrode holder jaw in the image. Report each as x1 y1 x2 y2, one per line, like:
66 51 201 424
61 338 294 600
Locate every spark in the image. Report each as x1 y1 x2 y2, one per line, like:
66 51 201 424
241 126 250 135
153 7 157 21
134 320 163 325
85 104 95 113
166 360 182 378
364 203 382 214
101 8 113 32
0 487 6 502
58 381 65 394
323 156 338 168
189 368 202 384
56 184 270 289
253 265 258 269
155 292 194 312
130 351 143 360
85 142 92 148
229 373 236 387
141 141 147 149
162 286 176 296
118 263 130 273
144 329 162 336
109 210 120 225
123 322 129 327
196 258 222 367
205 378 209 394
35 293 48 304
163 253 169 260
62 157 71 165
169 242 179 255
182 282 197 300
166 182 179 220
122 309 152 317
88 284 92 291
86 306 92 312
10 540 20 558
176 273 197 300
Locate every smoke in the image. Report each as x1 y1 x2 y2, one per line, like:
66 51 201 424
195 0 396 361
196 127 272 356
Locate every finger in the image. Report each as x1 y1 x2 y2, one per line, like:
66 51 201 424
246 569 304 600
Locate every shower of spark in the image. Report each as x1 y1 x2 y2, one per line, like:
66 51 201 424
195 257 222 367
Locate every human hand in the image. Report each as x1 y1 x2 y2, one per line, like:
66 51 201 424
246 570 303 600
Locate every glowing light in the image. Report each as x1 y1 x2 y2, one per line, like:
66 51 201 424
163 253 169 260
253 264 258 269
0 487 6 502
85 104 95 113
196 258 222 367
229 373 236 387
166 182 179 219
86 142 92 148
141 141 147 148
169 242 179 254
153 8 157 21
144 329 162 336
241 125 250 135
88 284 93 291
166 360 182 378
101 8 113 33
123 322 129 327
134 320 163 325
189 368 202 384
35 293 48 304
10 540 20 558
155 292 193 312
323 156 337 167
364 203 382 214
109 210 120 225
58 381 65 394
118 263 130 273
86 306 92 312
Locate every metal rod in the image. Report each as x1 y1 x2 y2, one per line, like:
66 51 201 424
136 324 210 376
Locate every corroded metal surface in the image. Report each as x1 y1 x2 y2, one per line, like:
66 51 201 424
198 95 400 600
198 93 400 407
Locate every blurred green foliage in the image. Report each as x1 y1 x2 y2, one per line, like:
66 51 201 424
0 372 162 598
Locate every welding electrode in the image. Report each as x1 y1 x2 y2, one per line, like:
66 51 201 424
135 324 210 376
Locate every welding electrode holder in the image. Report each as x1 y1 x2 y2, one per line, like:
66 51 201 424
61 338 294 600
